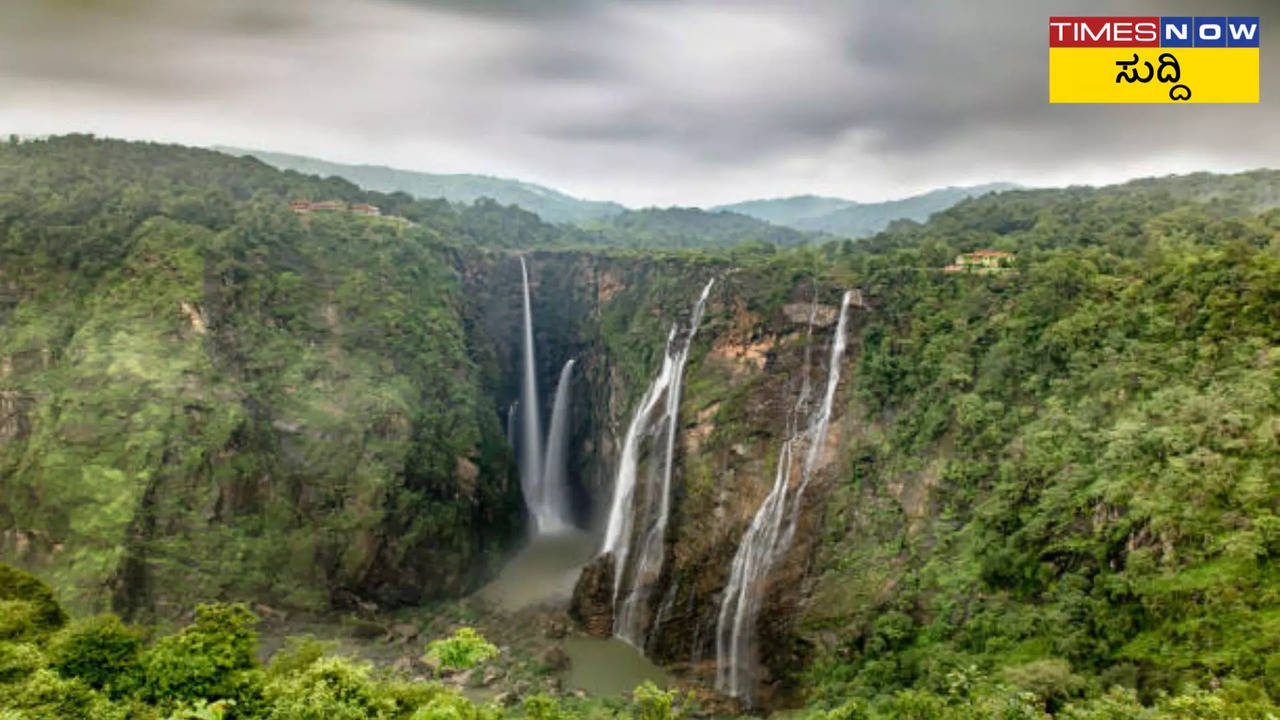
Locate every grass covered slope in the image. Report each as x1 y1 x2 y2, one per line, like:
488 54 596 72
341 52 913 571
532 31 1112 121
0 135 524 616
794 176 1280 711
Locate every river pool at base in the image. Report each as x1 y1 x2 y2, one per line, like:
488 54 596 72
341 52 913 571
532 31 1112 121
477 531 671 697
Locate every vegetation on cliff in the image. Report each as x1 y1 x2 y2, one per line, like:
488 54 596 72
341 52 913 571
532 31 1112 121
0 135 527 616
795 174 1280 713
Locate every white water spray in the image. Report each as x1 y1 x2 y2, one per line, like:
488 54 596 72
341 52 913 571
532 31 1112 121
538 359 576 532
715 290 854 703
518 257 549 531
601 279 715 647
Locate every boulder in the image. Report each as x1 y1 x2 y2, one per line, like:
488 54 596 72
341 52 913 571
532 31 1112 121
569 553 615 638
539 645 571 672
387 621 420 643
481 666 505 686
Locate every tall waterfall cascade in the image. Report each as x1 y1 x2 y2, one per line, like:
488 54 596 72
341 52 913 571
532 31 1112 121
715 290 855 703
600 279 716 648
516 257 575 534
539 359 577 532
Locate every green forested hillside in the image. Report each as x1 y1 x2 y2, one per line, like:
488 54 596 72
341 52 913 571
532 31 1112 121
0 135 525 616
583 206 820 249
793 173 1280 715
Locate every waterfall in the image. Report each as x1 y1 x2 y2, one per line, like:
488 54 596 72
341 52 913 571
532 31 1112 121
601 279 715 647
518 256 553 533
515 258 577 534
506 401 518 450
715 290 854 703
539 359 576 533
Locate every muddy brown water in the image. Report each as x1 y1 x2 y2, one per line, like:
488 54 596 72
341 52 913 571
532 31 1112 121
562 636 670 697
477 530 671 697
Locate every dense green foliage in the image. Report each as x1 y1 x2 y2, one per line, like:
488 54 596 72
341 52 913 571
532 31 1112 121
0 564 67 633
794 172 1280 713
583 208 819 249
0 135 526 615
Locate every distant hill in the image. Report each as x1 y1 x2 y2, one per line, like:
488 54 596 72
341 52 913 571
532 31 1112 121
583 206 820 249
715 183 1019 237
212 147 626 224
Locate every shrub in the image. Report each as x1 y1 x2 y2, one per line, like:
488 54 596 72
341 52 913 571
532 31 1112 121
1001 659 1085 712
422 628 498 674
0 600 41 641
0 668 124 720
266 636 337 679
522 693 564 720
261 656 396 720
140 603 259 704
48 614 143 696
631 682 688 720
0 643 44 685
410 690 494 720
0 565 66 633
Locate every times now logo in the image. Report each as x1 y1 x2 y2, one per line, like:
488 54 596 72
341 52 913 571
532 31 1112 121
1049 16 1260 47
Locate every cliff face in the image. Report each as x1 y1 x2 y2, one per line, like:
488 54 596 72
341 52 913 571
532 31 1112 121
0 138 535 618
0 212 531 618
529 260 868 706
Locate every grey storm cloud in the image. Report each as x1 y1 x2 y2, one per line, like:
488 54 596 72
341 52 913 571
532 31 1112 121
0 0 1277 206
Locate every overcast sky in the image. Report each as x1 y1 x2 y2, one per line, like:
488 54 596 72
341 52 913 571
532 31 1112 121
1 0 1276 207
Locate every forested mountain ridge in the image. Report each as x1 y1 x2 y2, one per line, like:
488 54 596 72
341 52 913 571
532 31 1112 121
1 135 1279 719
714 183 1020 237
581 206 822 249
215 146 627 224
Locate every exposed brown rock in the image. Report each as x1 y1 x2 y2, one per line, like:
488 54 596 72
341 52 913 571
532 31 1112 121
179 301 207 335
539 644 571 671
782 302 838 327
685 402 720 454
0 390 33 443
455 456 480 498
387 621 421 643
708 337 775 372
544 619 567 639
569 552 615 638
598 271 624 302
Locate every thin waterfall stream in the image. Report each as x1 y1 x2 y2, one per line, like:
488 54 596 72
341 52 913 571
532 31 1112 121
518 256 548 531
715 290 854 703
600 279 715 648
